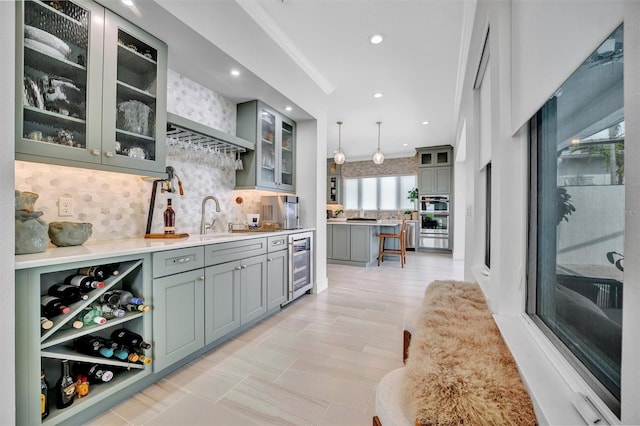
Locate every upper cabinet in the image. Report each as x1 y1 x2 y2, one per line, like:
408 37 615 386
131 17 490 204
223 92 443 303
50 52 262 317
327 159 341 204
16 0 167 177
235 100 296 193
416 145 453 195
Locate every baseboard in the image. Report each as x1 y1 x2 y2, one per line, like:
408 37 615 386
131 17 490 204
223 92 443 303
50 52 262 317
314 276 328 294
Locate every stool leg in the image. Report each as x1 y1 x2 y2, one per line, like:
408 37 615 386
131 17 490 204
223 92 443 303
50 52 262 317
377 235 383 266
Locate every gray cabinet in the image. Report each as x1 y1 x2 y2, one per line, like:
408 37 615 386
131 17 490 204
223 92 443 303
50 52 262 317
152 246 205 373
419 166 451 194
235 100 296 192
349 226 371 262
267 235 288 311
204 237 268 344
204 260 241 344
15 255 152 425
331 224 351 260
327 224 334 259
416 146 453 195
16 0 167 177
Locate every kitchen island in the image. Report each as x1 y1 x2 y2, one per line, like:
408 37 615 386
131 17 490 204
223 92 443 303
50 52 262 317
326 219 402 267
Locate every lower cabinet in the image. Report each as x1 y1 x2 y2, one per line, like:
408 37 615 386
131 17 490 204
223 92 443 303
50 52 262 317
267 248 288 311
152 268 205 372
330 224 351 260
204 254 267 344
15 255 152 426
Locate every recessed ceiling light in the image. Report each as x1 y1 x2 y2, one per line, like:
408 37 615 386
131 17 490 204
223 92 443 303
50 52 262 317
121 0 134 6
230 69 240 77
373 92 383 98
285 106 292 112
403 143 408 147
421 121 430 125
369 33 384 45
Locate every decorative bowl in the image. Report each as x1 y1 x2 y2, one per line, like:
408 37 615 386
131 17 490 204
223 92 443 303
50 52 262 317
48 222 92 247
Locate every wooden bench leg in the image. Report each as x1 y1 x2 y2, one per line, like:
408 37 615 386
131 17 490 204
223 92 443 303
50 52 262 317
403 329 411 363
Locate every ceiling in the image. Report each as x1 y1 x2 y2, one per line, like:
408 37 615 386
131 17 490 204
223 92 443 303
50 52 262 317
100 0 466 161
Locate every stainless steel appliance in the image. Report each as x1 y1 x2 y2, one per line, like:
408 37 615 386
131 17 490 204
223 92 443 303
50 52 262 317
284 231 314 305
405 221 417 250
419 195 450 250
261 196 300 229
420 195 449 213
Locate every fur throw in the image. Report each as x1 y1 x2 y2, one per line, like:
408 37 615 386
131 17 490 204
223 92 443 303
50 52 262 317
403 280 537 425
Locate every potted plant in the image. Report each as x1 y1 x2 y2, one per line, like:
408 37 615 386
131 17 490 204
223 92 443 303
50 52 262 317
403 210 413 219
335 209 344 218
407 188 419 219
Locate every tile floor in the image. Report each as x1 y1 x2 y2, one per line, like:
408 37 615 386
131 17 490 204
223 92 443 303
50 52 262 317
89 252 464 425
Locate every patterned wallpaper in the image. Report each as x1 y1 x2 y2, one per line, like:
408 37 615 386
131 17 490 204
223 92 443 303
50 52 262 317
15 71 267 244
340 156 419 178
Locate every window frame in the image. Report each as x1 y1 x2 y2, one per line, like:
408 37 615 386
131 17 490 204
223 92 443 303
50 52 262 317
343 174 416 211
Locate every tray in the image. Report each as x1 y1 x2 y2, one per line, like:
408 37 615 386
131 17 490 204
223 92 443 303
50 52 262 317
144 233 189 239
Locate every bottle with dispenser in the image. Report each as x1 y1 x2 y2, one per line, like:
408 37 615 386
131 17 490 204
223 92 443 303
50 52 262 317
164 198 176 235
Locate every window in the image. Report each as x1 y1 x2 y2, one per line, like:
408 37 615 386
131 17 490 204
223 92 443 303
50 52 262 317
485 162 491 268
344 175 416 211
528 25 624 415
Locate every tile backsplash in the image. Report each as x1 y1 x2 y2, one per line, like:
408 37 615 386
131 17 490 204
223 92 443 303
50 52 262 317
15 70 268 243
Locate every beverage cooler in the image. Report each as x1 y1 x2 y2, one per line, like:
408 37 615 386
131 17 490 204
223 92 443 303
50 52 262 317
285 231 314 305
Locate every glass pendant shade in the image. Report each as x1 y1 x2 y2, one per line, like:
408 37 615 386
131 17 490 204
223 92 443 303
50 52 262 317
334 121 346 164
372 149 384 165
372 121 384 164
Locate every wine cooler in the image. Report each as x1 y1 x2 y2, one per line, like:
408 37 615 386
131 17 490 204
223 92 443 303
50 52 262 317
285 232 314 305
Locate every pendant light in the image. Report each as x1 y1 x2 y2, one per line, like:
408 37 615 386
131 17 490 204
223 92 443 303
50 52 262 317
372 121 384 165
334 121 346 165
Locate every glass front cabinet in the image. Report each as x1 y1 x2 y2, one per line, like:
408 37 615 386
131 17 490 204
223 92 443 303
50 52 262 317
16 0 167 176
235 100 296 193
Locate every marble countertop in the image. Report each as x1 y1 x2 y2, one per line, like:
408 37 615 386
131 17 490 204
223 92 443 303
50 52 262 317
15 228 314 270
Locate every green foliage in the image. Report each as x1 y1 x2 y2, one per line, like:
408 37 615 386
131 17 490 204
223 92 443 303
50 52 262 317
407 187 419 203
557 187 576 225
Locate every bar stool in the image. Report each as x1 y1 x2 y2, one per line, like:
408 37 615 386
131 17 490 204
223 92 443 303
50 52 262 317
377 219 407 268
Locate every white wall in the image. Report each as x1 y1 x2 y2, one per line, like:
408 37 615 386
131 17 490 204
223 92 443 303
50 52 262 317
459 0 633 423
1 2 16 424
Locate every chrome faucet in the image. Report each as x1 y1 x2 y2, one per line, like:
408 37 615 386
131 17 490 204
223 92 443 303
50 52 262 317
200 195 221 234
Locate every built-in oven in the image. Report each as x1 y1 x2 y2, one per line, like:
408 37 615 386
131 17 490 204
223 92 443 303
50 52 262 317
420 195 449 214
283 231 314 305
420 211 449 250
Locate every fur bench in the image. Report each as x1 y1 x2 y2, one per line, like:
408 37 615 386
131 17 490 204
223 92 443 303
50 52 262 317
374 280 537 425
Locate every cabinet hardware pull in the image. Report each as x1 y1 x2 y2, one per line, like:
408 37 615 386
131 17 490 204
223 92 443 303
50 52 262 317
198 276 205 281
235 266 242 270
267 258 273 262
105 151 114 157
241 265 248 269
91 149 100 156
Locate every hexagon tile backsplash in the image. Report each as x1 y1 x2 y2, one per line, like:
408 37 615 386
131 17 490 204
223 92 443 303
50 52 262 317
14 71 268 244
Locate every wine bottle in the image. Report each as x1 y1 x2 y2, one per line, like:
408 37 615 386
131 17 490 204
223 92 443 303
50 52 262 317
113 290 144 306
75 375 89 399
41 295 70 317
77 264 119 281
75 307 107 326
99 290 121 306
40 317 53 330
72 363 114 384
164 198 176 235
127 352 140 363
40 369 49 419
55 360 75 409
123 303 150 312
110 328 151 350
136 354 153 365
64 274 105 292
73 335 114 358
62 320 84 330
48 283 86 304
92 303 125 319
94 336 118 352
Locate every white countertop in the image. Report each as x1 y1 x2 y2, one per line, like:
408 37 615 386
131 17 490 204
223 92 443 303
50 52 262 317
15 228 314 270
326 219 403 226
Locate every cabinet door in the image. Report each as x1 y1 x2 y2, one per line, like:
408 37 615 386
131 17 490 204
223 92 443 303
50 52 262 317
434 166 451 193
267 250 287 311
327 224 334 259
332 225 351 260
101 10 167 174
204 261 241 344
152 268 205 372
350 226 370 262
240 254 267 324
257 106 279 190
278 117 295 192
419 168 435 193
16 0 104 164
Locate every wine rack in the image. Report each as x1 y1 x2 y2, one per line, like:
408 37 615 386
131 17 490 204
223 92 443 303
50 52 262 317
16 255 152 425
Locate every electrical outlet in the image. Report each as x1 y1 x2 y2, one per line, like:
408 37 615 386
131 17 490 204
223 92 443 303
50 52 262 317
59 197 73 216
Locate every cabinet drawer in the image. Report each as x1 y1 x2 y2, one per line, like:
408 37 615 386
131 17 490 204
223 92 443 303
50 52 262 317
153 247 205 278
205 238 267 266
267 235 288 252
